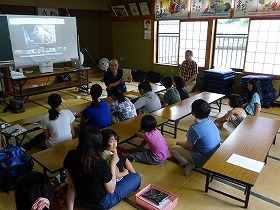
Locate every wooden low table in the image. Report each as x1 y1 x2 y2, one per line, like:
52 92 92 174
203 116 280 208
152 92 225 138
150 83 165 93
31 114 168 175
7 68 90 100
0 114 46 148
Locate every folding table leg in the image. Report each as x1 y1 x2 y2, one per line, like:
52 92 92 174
244 186 251 208
205 171 211 193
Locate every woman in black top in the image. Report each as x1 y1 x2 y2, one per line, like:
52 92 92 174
64 126 141 210
173 76 189 100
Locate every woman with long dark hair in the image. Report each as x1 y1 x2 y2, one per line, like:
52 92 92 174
64 126 141 210
22 93 75 150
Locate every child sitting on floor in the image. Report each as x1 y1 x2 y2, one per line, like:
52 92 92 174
158 76 181 107
170 99 220 176
101 129 136 182
22 93 75 150
109 86 137 123
173 76 189 100
242 78 262 116
215 94 247 128
130 115 170 165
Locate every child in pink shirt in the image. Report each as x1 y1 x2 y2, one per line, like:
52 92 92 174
130 115 170 164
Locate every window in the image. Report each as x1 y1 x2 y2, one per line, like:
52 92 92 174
156 18 279 76
179 21 208 66
245 19 280 75
213 18 249 70
157 20 208 66
157 20 179 65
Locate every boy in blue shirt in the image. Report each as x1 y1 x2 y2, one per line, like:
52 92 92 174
170 99 220 176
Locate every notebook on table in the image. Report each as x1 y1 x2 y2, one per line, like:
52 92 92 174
141 187 170 206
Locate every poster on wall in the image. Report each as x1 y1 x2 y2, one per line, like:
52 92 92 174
190 0 231 18
234 0 280 17
139 2 151 15
111 5 129 17
37 7 58 16
144 19 151 40
155 0 189 19
129 3 140 16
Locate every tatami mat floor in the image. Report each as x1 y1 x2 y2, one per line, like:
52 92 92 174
0 74 279 210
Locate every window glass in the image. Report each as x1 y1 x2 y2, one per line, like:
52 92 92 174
179 21 208 66
245 19 280 75
213 18 249 69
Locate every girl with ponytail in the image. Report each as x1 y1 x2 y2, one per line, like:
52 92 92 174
22 93 75 150
80 84 112 128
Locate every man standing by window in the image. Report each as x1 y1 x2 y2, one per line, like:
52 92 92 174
180 50 198 93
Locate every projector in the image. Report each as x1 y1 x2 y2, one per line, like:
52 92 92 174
39 61 53 73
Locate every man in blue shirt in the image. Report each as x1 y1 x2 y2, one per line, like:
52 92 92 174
103 59 131 95
170 99 220 176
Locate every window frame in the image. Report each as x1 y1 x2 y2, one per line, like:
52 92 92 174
155 17 280 76
156 19 211 69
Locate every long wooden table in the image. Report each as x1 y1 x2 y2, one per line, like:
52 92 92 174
203 116 280 208
31 114 168 175
152 92 225 138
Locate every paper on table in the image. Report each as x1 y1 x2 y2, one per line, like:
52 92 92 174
227 153 265 173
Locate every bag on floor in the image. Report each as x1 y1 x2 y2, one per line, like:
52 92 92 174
0 146 33 192
57 73 72 82
132 70 148 82
3 98 25 114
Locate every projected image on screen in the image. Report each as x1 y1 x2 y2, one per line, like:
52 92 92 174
23 24 56 45
7 15 79 68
